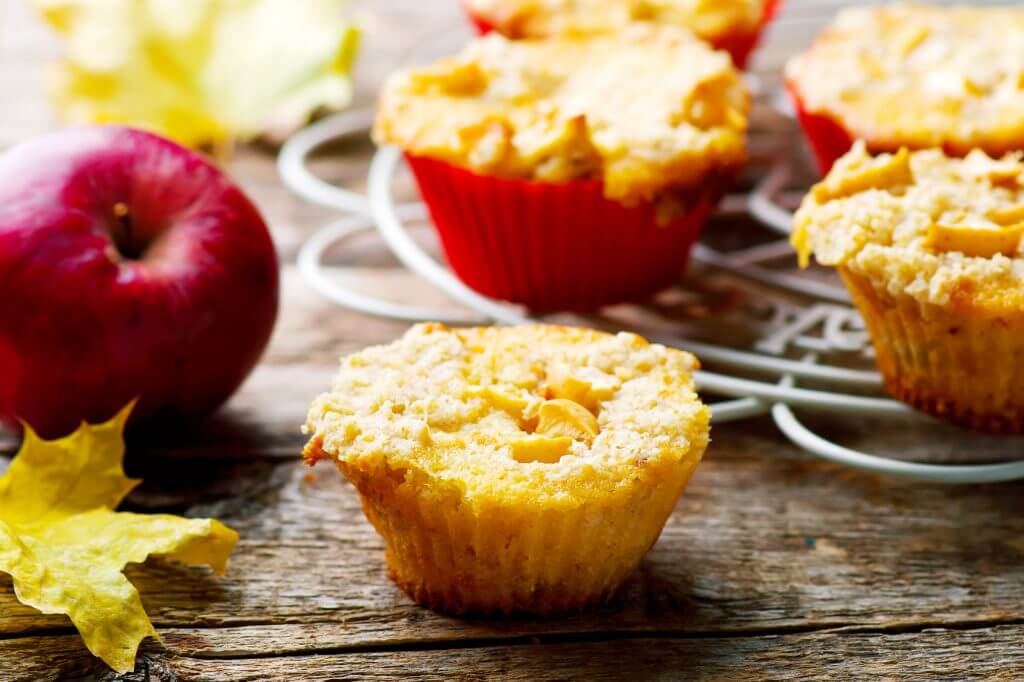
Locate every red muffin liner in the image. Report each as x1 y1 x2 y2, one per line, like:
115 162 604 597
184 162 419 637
715 0 782 69
405 154 727 312
461 0 782 69
464 2 494 35
787 82 856 174
461 1 497 34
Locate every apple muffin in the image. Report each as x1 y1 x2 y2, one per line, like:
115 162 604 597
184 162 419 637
374 26 748 310
303 324 710 615
793 142 1024 433
787 4 1024 170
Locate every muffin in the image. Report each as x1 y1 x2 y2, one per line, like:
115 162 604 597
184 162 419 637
303 324 711 615
786 4 1024 172
462 0 780 68
374 26 749 311
793 142 1024 433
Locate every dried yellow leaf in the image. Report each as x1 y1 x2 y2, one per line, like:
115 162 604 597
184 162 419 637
36 0 360 148
0 404 238 673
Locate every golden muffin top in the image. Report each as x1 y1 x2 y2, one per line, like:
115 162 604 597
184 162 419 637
786 4 1024 157
793 142 1024 314
373 26 748 206
304 324 710 509
465 0 768 44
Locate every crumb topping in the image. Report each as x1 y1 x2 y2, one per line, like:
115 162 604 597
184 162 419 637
793 142 1024 313
373 26 748 206
786 4 1024 156
304 324 709 508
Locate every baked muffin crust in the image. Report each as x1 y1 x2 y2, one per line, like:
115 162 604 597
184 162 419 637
304 323 709 509
793 142 1024 315
374 26 748 206
787 4 1024 157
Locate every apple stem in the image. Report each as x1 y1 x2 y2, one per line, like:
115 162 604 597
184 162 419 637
112 202 136 258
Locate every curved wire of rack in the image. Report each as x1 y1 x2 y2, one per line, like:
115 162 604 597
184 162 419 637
281 113 1024 484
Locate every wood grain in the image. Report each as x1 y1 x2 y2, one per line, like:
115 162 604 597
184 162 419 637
5 625 1024 681
3 436 1024 666
3 0 1024 680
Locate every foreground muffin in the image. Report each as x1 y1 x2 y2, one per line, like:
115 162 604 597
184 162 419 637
304 324 711 615
375 26 748 310
462 0 778 67
793 142 1024 432
787 4 1024 171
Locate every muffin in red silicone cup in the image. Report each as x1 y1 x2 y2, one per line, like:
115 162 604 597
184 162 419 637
373 26 749 311
462 0 780 69
787 4 1024 174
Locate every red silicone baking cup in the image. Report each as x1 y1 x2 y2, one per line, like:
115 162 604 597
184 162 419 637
787 82 856 175
405 154 726 312
462 0 782 69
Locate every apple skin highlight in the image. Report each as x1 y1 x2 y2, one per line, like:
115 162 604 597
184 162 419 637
0 126 280 439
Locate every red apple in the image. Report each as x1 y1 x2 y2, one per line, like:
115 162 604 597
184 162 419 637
0 126 279 439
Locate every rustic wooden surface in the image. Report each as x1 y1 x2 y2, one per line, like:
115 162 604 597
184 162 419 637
4 1 1024 680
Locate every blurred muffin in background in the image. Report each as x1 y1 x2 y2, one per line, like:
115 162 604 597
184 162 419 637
463 0 779 67
374 26 749 311
787 4 1024 172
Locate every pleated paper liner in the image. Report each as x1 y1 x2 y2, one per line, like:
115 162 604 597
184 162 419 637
841 267 1024 435
335 450 703 616
461 0 782 69
405 154 728 312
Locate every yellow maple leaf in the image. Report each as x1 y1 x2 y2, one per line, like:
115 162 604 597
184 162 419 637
0 404 238 673
36 0 360 148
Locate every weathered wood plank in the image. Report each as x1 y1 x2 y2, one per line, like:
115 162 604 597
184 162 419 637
5 624 1024 681
2 438 1023 648
4 0 1024 680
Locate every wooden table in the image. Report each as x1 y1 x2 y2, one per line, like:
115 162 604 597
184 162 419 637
4 1 1024 679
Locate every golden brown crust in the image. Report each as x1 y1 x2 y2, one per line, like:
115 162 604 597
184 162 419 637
373 27 748 206
301 433 328 466
386 557 624 617
305 323 708 508
882 377 1024 435
794 143 1024 316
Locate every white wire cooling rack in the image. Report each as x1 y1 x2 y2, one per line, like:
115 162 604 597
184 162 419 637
277 107 1024 485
